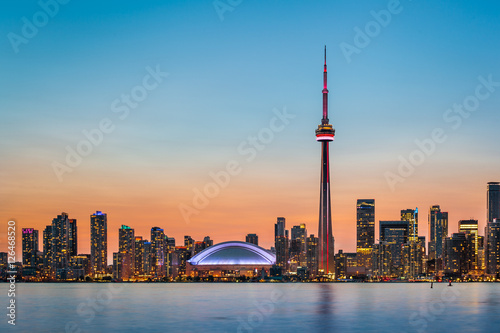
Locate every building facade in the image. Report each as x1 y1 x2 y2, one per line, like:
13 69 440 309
22 228 38 268
487 182 500 223
118 225 135 280
274 217 288 271
51 212 70 275
356 199 375 271
428 205 448 264
90 211 107 276
485 220 500 275
245 233 258 245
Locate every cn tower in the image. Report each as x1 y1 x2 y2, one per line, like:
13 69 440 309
315 46 335 275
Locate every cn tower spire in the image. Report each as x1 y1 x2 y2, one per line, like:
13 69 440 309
322 45 329 124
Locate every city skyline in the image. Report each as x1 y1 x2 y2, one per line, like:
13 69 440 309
2 0 500 260
7 177 500 282
8 183 498 267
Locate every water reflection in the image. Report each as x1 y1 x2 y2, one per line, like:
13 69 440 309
315 284 336 332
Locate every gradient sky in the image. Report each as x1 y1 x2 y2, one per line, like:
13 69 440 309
1 0 500 263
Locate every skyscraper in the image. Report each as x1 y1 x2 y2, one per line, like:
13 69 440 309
245 233 258 245
401 208 418 240
43 225 53 276
291 224 307 241
401 208 421 278
459 219 479 268
372 242 392 277
90 211 107 276
379 220 410 275
485 220 500 275
428 205 448 261
134 236 145 276
151 227 166 278
22 228 38 267
436 211 448 260
444 233 472 276
51 212 70 274
356 199 375 270
306 234 319 276
290 224 307 267
118 225 135 280
113 252 129 281
274 217 288 270
68 219 77 257
315 47 335 274
402 238 425 278
487 182 500 222
143 241 152 275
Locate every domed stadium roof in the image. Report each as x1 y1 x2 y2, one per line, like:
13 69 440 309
187 241 276 266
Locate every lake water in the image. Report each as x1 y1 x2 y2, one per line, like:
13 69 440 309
2 282 500 332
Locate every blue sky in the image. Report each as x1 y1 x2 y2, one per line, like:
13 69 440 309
1 0 500 254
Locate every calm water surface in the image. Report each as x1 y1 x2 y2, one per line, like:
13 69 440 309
2 282 500 332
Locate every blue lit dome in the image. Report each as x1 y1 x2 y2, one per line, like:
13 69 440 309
187 241 276 266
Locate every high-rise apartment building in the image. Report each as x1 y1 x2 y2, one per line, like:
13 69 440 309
51 212 70 274
43 225 53 276
485 220 500 274
487 182 500 222
459 219 479 269
290 224 307 267
444 232 473 275
22 228 38 268
90 211 107 276
151 227 166 278
428 205 448 261
401 208 418 240
68 219 77 257
118 225 135 280
134 236 145 276
306 234 318 276
274 217 288 270
379 220 410 276
356 199 375 270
